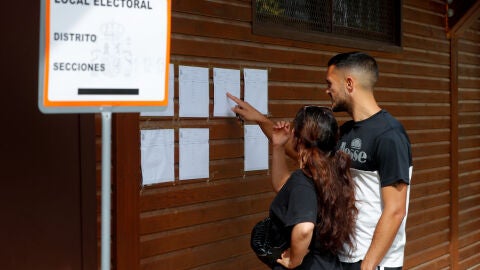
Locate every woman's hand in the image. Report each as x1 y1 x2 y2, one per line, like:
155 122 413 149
277 248 301 269
277 248 294 269
277 222 314 269
227 92 265 123
272 121 291 148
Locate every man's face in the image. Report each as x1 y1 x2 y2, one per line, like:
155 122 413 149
325 65 349 113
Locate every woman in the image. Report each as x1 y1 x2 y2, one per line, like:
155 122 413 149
269 106 357 269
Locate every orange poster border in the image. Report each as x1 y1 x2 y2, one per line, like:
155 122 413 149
42 0 171 108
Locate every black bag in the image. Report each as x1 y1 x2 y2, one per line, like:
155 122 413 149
250 217 289 268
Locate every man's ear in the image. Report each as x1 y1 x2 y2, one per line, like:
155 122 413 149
345 76 354 93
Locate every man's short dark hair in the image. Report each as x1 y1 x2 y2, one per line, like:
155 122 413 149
328 52 379 85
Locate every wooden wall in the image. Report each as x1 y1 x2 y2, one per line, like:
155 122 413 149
457 18 480 270
95 0 480 269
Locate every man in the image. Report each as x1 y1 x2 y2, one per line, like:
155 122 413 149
227 52 412 270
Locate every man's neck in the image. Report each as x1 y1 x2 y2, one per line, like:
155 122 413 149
351 99 381 122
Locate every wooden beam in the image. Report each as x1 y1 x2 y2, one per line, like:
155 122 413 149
114 113 141 270
449 36 459 270
447 0 480 38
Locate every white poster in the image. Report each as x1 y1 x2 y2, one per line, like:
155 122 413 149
140 129 175 185
179 128 209 180
213 68 240 117
244 125 269 171
141 63 175 117
244 68 268 115
179 66 210 117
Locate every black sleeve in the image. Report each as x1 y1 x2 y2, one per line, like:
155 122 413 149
375 130 411 187
283 184 317 228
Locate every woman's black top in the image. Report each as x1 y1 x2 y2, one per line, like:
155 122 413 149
270 169 343 270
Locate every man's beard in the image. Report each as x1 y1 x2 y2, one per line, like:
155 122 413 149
332 99 349 113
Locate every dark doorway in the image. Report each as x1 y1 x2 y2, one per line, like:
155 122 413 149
0 2 97 270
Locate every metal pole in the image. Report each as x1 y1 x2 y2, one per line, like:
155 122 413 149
101 112 112 270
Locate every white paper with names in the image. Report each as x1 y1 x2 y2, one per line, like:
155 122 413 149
244 124 269 171
179 66 209 117
244 69 268 115
179 128 209 180
141 63 175 116
141 129 174 185
213 68 240 117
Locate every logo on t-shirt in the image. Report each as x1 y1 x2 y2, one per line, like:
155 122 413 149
351 138 362 149
339 139 367 163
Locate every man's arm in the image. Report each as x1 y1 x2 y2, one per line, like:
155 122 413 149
226 92 297 159
361 182 408 270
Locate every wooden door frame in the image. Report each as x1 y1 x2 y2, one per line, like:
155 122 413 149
80 114 99 270
113 113 141 270
446 3 480 269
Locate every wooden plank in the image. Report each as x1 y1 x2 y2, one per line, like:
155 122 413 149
140 193 273 234
408 129 450 144
210 141 243 160
458 65 480 77
411 155 450 170
459 125 480 137
403 34 450 53
458 89 480 100
140 213 265 257
404 243 450 269
140 175 273 211
458 51 480 65
459 159 480 174
412 142 450 157
406 231 450 257
374 89 450 103
458 243 480 270
409 192 450 214
458 168 480 184
140 235 252 270
459 240 480 261
405 255 450 270
402 48 450 66
459 217 480 236
410 180 450 201
172 0 251 22
403 20 448 40
403 5 445 27
458 205 480 224
458 101 480 112
407 205 450 227
171 35 331 69
191 253 267 270
458 230 480 249
406 217 449 243
458 113 480 125
377 74 450 91
409 167 450 185
403 0 445 13
459 136 480 148
459 196 480 212
458 77 480 88
459 181 480 198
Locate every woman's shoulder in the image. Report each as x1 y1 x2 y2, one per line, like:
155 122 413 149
287 170 315 188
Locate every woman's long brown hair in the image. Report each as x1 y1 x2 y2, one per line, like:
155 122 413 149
293 106 357 256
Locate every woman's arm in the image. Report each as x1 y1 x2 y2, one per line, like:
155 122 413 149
277 222 315 269
271 121 293 192
227 92 297 159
